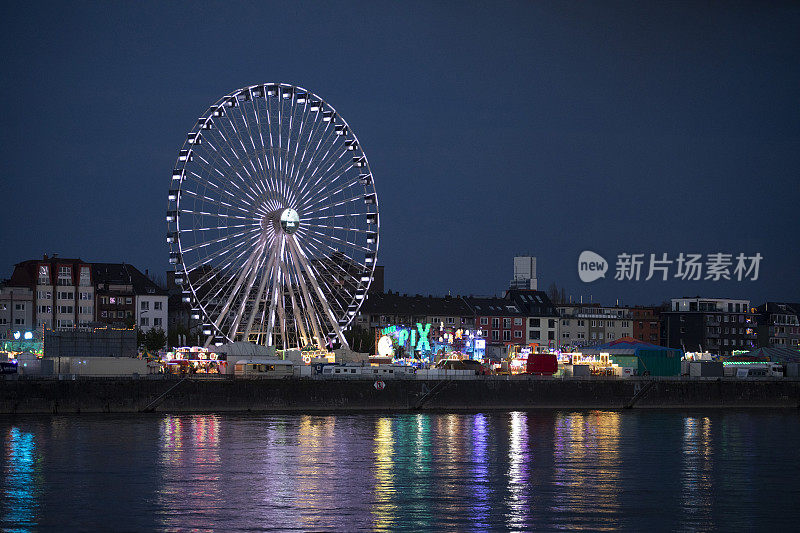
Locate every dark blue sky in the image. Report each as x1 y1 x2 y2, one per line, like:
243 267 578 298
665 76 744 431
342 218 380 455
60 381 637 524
1 1 798 306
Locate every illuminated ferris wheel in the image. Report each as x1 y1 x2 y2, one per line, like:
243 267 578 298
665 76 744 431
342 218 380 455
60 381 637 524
166 83 379 349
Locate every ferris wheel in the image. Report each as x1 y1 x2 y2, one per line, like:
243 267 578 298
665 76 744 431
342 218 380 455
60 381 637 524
166 83 379 349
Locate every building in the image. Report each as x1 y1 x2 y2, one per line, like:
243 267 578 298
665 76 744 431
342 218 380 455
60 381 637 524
557 304 633 349
93 263 168 334
8 255 94 331
463 296 527 358
509 256 538 290
661 297 756 356
0 283 34 339
631 306 661 344
753 302 800 349
5 256 167 338
505 289 559 347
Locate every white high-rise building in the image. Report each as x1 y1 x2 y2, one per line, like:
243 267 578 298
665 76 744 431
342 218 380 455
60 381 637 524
510 256 537 290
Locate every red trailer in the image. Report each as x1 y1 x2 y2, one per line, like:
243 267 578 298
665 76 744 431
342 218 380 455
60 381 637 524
526 353 557 375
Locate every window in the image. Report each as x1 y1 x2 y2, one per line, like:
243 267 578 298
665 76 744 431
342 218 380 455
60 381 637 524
140 317 150 327
126 297 132 305
101 311 108 318
38 305 52 314
529 318 540 327
56 319 73 328
562 320 570 326
79 306 92 315
117 311 124 318
491 330 499 341
57 266 72 286
514 318 522 326
57 291 73 300
79 292 91 300
37 290 52 299
514 330 522 339
549 319 556 328
577 332 585 339
100 296 109 305
38 265 50 284
548 331 555 340
480 317 488 325
14 318 24 325
503 318 511 329
621 321 629 328
562 332 570 339
15 303 24 311
154 301 162 311
529 330 540 340
446 317 455 324
503 330 511 341
57 305 73 314
154 317 162 327
578 320 584 327
591 320 596 327
141 301 150 311
492 318 499 328
79 266 91 286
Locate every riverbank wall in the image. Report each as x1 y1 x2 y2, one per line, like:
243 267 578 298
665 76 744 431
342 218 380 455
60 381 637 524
2 377 800 414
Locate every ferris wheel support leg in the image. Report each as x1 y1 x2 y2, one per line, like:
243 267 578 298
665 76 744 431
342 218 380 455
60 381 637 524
286 240 326 349
288 236 350 350
205 245 264 348
282 256 309 347
228 240 268 341
243 240 277 343
264 239 286 347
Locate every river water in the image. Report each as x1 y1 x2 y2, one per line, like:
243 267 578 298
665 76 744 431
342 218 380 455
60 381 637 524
1 410 799 531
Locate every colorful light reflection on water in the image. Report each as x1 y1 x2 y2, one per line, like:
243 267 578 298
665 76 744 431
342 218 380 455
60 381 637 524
0 411 799 531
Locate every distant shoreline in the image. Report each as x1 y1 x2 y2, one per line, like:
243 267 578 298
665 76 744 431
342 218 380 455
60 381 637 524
1 377 799 414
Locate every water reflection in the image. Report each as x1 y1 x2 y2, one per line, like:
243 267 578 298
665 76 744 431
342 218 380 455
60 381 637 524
681 416 714 528
373 417 396 530
551 411 621 530
2 427 41 532
0 411 796 531
157 415 221 530
506 411 530 530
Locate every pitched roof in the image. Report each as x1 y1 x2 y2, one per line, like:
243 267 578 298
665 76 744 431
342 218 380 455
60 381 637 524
463 296 525 316
93 263 168 296
359 292 473 316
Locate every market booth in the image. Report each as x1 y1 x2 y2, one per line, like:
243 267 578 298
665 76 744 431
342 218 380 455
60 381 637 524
580 337 682 377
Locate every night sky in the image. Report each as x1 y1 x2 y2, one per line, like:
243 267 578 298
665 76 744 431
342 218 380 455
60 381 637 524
2 1 798 306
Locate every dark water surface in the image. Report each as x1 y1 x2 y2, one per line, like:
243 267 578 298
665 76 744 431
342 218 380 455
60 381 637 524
1 410 799 531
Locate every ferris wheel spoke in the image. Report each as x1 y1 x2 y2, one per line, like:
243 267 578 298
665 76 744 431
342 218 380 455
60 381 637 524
182 229 263 275
300 225 372 253
281 254 309 347
215 111 272 205
184 159 262 212
292 118 336 200
198 136 266 206
296 156 356 210
179 188 260 217
294 233 364 297
294 128 348 205
289 236 349 346
286 107 325 199
301 193 368 216
180 227 260 254
298 169 362 213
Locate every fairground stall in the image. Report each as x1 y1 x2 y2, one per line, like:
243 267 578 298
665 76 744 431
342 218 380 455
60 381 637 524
161 346 226 374
374 322 484 365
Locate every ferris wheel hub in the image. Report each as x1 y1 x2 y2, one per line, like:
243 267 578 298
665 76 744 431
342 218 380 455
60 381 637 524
262 207 300 235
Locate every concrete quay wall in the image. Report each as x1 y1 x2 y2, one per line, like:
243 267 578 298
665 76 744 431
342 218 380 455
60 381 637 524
1 377 799 414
